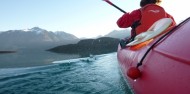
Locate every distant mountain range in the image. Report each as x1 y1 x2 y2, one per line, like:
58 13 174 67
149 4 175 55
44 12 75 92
47 30 131 56
104 29 130 39
0 27 130 52
0 27 79 50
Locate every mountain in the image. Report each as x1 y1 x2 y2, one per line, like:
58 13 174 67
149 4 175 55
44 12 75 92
47 37 120 57
104 29 131 39
47 29 132 56
0 26 131 53
0 27 79 50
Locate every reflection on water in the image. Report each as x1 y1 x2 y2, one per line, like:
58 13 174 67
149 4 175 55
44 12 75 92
0 50 80 68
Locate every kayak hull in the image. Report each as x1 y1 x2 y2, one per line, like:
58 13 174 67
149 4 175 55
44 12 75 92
117 17 190 94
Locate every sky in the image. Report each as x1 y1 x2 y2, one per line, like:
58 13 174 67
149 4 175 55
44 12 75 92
0 0 189 38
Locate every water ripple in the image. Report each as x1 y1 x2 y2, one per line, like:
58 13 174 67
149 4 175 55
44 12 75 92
0 53 132 94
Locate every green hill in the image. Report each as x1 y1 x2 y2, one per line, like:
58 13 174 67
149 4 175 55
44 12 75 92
47 37 120 57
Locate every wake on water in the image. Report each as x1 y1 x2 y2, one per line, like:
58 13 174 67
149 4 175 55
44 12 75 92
0 53 133 94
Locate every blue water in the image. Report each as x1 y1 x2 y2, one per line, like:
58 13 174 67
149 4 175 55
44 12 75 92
0 53 133 94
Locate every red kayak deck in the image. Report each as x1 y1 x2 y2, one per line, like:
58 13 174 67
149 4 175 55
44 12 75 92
117 17 190 94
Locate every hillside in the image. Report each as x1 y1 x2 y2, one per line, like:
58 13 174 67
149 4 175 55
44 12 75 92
47 37 120 57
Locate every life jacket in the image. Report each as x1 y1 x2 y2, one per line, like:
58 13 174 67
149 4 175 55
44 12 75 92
135 4 167 35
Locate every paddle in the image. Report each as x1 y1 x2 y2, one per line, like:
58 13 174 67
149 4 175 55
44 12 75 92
103 0 126 13
103 0 130 49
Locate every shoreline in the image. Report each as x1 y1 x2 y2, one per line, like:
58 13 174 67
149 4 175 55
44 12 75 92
0 51 16 54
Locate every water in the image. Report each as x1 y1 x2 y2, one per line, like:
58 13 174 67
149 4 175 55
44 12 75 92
0 50 80 68
0 53 133 94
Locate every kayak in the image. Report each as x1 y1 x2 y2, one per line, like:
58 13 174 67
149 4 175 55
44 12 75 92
117 17 190 94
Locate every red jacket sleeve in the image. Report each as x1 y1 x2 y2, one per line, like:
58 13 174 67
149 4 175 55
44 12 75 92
117 9 141 28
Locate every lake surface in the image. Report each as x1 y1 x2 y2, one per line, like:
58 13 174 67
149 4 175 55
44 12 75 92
0 52 133 94
0 50 80 68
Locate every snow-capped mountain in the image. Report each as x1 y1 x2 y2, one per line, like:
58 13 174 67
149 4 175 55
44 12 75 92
0 27 79 50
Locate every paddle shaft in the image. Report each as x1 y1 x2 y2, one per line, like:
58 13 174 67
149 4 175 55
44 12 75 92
103 0 126 13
